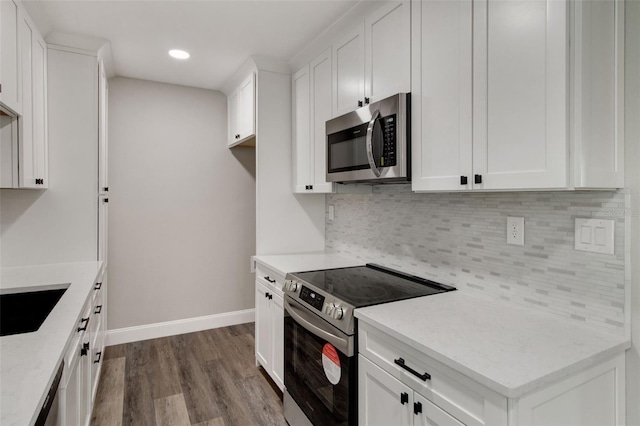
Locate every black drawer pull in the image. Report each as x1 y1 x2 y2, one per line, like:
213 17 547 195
94 282 102 290
414 401 423 415
264 276 276 284
460 176 468 185
474 174 482 184
81 342 89 356
394 358 431 381
94 351 102 364
78 317 90 332
95 305 103 314
400 392 409 405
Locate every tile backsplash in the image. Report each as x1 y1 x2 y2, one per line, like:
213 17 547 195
326 185 628 334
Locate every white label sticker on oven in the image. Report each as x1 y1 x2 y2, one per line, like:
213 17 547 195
322 343 341 385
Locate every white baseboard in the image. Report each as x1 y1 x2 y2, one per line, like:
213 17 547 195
105 308 255 346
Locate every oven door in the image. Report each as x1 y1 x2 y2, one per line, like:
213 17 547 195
284 296 356 426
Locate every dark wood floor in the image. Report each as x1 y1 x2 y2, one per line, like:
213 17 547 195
90 323 287 426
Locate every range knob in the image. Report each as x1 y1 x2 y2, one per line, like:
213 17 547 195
284 279 299 292
331 306 344 320
323 303 335 315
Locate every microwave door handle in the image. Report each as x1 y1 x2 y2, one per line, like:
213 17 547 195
366 109 382 177
284 297 352 356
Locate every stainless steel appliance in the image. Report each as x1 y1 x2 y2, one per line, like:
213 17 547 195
326 93 410 184
283 264 455 426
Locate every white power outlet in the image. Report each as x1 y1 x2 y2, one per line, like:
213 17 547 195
507 216 525 246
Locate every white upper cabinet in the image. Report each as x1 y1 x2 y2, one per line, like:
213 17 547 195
412 0 624 192
17 8 48 189
292 49 335 194
98 59 109 194
228 72 256 147
333 1 410 118
365 1 411 104
473 0 568 190
0 0 21 114
332 24 365 117
292 65 311 193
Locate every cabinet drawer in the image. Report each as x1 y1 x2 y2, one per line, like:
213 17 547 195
255 263 285 293
358 322 506 426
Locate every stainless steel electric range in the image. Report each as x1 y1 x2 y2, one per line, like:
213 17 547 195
282 263 456 426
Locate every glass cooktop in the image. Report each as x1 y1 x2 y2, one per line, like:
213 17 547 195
290 264 455 308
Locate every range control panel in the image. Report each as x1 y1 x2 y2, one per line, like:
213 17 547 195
299 286 325 312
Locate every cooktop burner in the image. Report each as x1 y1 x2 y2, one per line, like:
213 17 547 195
290 264 455 308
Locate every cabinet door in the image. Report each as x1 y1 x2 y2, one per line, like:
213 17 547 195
292 65 312 193
309 48 334 193
358 355 413 426
255 281 272 372
60 340 82 426
414 393 465 426
98 59 108 193
0 0 21 114
18 12 36 188
237 73 255 140
32 31 47 188
333 23 365 117
411 0 473 192
98 196 108 262
228 90 239 145
365 1 411 103
473 0 568 189
271 291 285 391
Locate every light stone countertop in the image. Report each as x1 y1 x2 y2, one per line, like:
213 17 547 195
253 252 363 277
355 291 631 398
1 261 104 426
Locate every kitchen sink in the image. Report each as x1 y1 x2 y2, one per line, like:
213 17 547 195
0 286 69 336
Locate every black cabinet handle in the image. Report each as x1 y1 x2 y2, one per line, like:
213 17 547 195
81 342 89 356
94 282 102 290
358 100 363 107
264 276 276 284
460 176 468 185
268 294 273 300
474 174 482 184
309 185 313 190
265 292 270 299
103 198 109 203
414 401 423 415
94 351 102 364
103 187 109 192
394 358 431 381
78 317 90 332
400 392 409 405
95 305 103 314
364 97 370 105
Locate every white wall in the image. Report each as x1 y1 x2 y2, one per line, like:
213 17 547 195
107 77 255 329
625 0 640 423
1 49 98 267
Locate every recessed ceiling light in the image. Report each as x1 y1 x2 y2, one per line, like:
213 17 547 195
169 49 190 60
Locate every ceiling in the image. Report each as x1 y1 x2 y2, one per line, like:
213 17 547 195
26 0 358 91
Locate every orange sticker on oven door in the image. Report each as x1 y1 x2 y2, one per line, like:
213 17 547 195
322 343 341 385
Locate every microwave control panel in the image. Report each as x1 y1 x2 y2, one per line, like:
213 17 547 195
380 114 397 167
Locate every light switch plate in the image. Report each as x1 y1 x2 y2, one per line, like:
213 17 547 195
574 218 614 254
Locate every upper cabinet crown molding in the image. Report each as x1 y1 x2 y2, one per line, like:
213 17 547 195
411 0 624 192
221 56 290 96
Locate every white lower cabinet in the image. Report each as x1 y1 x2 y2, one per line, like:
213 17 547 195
358 321 625 426
57 271 107 426
254 265 284 391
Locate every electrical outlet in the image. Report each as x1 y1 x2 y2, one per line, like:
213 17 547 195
507 216 525 246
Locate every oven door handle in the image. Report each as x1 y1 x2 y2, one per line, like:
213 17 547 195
366 109 382 177
284 297 353 356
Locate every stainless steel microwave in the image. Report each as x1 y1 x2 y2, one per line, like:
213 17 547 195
326 93 410 184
